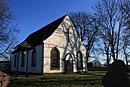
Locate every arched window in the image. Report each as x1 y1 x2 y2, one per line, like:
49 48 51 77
77 50 83 69
31 49 36 67
14 54 17 67
21 51 25 67
51 47 60 70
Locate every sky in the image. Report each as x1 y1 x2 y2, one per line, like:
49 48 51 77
9 0 97 43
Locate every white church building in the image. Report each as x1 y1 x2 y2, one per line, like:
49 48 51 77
11 15 87 74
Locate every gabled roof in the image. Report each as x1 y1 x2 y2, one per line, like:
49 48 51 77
12 15 67 53
25 15 67 47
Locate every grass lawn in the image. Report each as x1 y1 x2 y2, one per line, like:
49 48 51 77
8 71 106 87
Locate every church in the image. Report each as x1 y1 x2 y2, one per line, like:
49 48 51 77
11 15 87 74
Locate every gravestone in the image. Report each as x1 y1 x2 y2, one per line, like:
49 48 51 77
0 71 9 87
102 60 130 87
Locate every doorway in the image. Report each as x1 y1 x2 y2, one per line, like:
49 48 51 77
64 53 73 74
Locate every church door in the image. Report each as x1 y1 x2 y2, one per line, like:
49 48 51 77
64 53 73 74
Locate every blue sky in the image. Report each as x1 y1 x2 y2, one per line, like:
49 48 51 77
9 0 97 42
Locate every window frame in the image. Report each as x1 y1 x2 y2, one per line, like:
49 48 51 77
77 50 83 70
14 54 17 67
21 51 25 67
50 47 60 70
31 49 37 67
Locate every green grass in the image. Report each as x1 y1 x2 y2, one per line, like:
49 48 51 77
8 71 106 87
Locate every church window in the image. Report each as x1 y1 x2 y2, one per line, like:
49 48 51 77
21 51 25 67
77 50 83 69
14 54 17 67
31 49 37 67
51 47 60 70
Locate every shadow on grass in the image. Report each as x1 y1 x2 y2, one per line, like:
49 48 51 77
8 71 106 87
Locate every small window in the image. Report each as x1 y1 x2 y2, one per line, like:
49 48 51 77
77 50 83 69
21 51 25 67
14 54 17 67
51 47 60 70
31 49 36 67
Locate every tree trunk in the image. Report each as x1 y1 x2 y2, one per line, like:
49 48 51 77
125 54 128 66
111 44 116 61
106 52 110 66
116 18 123 60
123 46 129 66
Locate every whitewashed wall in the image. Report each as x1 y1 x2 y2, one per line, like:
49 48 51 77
18 51 27 72
11 44 44 74
43 15 86 73
28 45 44 73
11 53 18 71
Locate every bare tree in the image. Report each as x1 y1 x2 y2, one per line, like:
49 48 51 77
0 0 19 60
120 0 130 17
96 38 111 67
94 0 129 61
121 3 130 65
122 36 130 65
69 12 100 70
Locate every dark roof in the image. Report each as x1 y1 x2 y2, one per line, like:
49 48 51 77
25 15 67 47
12 15 67 54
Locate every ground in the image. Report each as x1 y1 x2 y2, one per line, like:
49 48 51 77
8 71 106 87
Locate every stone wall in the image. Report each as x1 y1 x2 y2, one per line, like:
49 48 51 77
0 71 9 87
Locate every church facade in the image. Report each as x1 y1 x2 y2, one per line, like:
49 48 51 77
11 15 87 74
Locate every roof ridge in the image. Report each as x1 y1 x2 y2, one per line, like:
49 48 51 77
19 15 67 48
12 15 69 53
26 15 67 39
